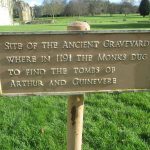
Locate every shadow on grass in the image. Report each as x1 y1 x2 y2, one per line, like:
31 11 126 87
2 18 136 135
139 132 150 144
91 23 150 29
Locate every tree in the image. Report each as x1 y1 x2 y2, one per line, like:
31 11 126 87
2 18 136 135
73 0 88 16
33 5 42 18
139 0 150 17
63 0 88 16
42 0 65 20
88 0 100 16
121 2 132 16
108 3 119 16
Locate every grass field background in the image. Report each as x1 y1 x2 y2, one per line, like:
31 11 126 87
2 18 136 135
0 14 150 32
1 93 150 150
0 14 150 150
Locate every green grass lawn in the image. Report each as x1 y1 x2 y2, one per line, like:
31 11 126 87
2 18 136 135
0 14 150 32
0 93 150 150
0 14 150 150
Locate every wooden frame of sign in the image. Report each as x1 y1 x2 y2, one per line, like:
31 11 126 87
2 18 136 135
0 30 150 96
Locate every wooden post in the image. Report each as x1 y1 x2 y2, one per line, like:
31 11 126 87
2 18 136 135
0 80 2 95
67 95 84 150
67 21 90 150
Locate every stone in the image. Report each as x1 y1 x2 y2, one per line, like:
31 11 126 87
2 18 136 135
0 0 14 25
17 1 32 23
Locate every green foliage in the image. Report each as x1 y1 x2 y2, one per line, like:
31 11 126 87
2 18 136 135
0 92 150 149
0 96 67 150
0 14 150 32
83 93 150 150
139 0 150 17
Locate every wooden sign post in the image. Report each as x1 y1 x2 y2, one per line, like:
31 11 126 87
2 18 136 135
67 95 84 150
67 22 90 150
0 29 150 149
0 80 2 95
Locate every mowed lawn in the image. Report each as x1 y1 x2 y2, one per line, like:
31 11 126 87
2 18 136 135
0 93 150 150
0 14 150 32
0 14 150 150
